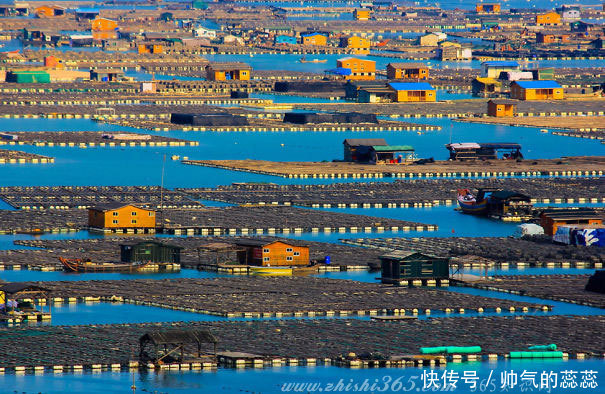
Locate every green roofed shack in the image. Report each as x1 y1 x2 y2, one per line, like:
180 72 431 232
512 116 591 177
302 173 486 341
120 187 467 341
380 251 449 284
372 145 415 163
343 138 415 164
6 71 51 83
120 241 183 264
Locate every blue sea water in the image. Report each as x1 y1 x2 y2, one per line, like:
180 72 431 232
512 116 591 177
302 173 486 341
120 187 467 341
0 117 602 188
203 53 605 73
1 361 603 393
0 52 603 391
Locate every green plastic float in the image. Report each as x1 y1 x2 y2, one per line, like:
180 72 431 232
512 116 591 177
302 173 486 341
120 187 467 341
528 344 557 351
509 351 563 359
420 346 482 354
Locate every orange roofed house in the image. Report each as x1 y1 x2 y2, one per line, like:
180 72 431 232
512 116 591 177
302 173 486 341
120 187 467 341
88 204 156 231
336 57 376 80
91 17 118 31
510 80 564 100
35 5 65 17
235 239 310 267
476 3 500 13
301 32 328 46
487 99 516 117
353 8 371 20
339 36 371 55
205 62 251 81
536 12 562 25
386 63 429 80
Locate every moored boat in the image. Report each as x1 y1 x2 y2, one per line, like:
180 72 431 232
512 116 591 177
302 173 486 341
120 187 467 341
292 264 320 275
59 257 150 273
16 228 44 235
457 189 488 214
299 56 327 63
249 266 293 276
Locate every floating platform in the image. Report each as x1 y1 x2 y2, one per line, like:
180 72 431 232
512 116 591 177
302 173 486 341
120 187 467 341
0 317 601 373
181 157 605 179
370 315 418 321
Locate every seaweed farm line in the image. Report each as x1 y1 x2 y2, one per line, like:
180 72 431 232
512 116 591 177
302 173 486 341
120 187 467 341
182 158 605 180
0 317 603 377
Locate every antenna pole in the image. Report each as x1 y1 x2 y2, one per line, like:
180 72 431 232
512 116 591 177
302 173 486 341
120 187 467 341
159 154 166 227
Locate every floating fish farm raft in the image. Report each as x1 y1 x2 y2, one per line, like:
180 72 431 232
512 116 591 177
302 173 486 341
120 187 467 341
458 115 605 135
0 131 198 148
0 206 436 235
465 275 605 309
292 99 605 118
0 316 603 373
17 277 551 316
341 237 605 269
182 156 605 179
0 150 54 164
0 186 201 210
180 177 605 207
6 236 386 271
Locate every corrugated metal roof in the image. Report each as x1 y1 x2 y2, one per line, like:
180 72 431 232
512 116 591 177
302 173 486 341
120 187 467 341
388 82 434 91
488 99 518 105
372 145 414 152
300 32 326 37
0 283 49 294
206 62 251 71
514 80 562 89
387 62 427 69
235 238 309 247
140 329 217 345
380 250 442 259
490 190 530 201
325 67 352 75
344 138 387 146
75 8 100 13
89 203 151 211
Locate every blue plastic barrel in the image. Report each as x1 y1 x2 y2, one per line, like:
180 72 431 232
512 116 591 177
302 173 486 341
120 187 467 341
325 256 331 265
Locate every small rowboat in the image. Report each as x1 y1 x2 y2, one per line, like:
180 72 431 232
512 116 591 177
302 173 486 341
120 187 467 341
16 228 44 235
299 57 327 63
59 257 150 273
250 266 293 276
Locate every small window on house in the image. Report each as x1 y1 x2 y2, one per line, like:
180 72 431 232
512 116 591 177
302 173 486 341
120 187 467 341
149 212 154 216
293 252 300 256
286 256 293 261
286 248 293 252
112 220 118 224
263 248 270 253
132 211 137 216
263 257 270 262
131 219 137 224
112 212 118 216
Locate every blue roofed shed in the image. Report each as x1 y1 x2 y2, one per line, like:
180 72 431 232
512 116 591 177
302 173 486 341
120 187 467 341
510 80 564 100
513 80 562 89
324 67 352 76
274 35 297 45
